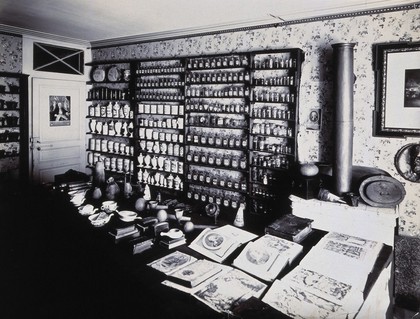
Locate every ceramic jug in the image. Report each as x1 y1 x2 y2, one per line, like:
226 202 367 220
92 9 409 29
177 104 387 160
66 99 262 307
105 177 120 200
93 158 106 188
89 119 97 133
114 121 122 136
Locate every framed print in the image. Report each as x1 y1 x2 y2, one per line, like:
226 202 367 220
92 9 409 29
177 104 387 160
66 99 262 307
373 42 420 137
49 95 71 127
307 108 322 130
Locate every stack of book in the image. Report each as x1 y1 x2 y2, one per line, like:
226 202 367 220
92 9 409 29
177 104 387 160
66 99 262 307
159 232 186 249
67 180 91 192
131 236 154 255
265 214 313 243
108 224 140 243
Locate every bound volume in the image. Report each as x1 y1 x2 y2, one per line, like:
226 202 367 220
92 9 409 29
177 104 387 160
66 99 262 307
108 224 140 243
262 232 385 318
232 234 303 282
265 214 313 243
167 259 224 288
159 236 186 249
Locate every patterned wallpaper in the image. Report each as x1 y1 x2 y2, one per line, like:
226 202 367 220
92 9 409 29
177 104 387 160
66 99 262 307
0 34 22 174
0 34 22 73
95 8 420 236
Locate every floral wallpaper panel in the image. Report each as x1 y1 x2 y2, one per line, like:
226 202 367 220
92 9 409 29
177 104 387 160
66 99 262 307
95 7 420 236
0 34 22 73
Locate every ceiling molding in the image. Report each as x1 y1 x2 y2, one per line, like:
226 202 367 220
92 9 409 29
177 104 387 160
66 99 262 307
0 2 418 49
0 24 90 47
90 2 420 49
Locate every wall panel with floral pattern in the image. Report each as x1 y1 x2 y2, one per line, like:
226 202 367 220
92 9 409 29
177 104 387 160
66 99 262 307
0 34 22 73
96 8 419 236
0 34 22 175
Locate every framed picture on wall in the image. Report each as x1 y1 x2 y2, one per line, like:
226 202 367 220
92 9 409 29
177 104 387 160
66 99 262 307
49 95 71 127
373 42 420 137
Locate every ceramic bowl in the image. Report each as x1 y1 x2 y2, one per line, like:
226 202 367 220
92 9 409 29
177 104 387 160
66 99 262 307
89 212 113 227
117 210 139 222
148 200 158 209
78 204 97 216
70 194 85 207
101 200 118 213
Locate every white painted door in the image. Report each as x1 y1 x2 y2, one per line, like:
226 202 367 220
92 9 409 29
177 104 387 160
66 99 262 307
31 78 86 184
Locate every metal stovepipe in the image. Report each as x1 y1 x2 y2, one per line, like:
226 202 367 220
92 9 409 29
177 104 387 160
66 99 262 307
332 43 356 195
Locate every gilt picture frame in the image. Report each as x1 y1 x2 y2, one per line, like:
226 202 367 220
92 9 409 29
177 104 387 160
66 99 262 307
373 42 420 137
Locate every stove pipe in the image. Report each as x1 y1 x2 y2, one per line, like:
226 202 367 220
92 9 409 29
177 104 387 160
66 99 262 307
332 43 355 195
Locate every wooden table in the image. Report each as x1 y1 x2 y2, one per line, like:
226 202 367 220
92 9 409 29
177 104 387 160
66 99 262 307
11 186 391 319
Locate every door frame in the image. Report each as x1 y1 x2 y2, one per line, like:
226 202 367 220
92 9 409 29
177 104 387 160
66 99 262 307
30 77 87 184
22 35 90 185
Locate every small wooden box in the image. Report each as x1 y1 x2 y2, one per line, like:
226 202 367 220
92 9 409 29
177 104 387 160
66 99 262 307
292 176 320 200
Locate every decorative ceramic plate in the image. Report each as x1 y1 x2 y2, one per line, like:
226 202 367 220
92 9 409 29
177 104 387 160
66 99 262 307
245 247 271 265
395 143 420 183
91 66 105 82
107 65 121 82
202 232 225 250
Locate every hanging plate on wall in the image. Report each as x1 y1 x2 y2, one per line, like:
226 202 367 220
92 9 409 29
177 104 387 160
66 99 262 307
395 143 420 183
91 66 105 82
107 65 121 82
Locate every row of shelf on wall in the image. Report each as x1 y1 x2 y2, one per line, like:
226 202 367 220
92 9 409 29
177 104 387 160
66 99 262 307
86 49 304 216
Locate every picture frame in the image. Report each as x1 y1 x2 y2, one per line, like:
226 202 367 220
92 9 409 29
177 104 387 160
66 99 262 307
373 42 420 137
307 108 322 130
49 95 71 127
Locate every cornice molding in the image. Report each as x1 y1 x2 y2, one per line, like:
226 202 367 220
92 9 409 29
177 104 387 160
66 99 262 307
0 24 90 47
1 2 418 49
90 2 420 49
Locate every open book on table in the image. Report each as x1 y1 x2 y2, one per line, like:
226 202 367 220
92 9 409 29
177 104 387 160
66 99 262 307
232 234 303 282
188 224 258 263
262 231 384 319
192 267 267 314
147 250 198 275
166 258 226 288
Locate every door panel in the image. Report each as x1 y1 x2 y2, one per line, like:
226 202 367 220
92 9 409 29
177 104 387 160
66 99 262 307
31 78 86 184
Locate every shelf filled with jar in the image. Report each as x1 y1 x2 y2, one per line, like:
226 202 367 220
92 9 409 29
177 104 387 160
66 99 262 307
184 53 250 209
247 49 303 217
184 132 248 206
135 59 185 102
186 54 249 70
186 100 249 114
186 112 248 130
0 72 28 182
134 58 186 195
186 166 247 193
186 185 245 211
185 127 248 151
137 151 184 192
85 61 135 180
0 79 20 159
87 151 134 175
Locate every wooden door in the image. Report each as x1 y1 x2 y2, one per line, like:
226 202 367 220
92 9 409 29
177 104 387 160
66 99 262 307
31 78 86 184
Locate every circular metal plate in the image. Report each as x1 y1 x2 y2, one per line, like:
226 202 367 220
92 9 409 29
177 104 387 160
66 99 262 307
359 175 406 207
